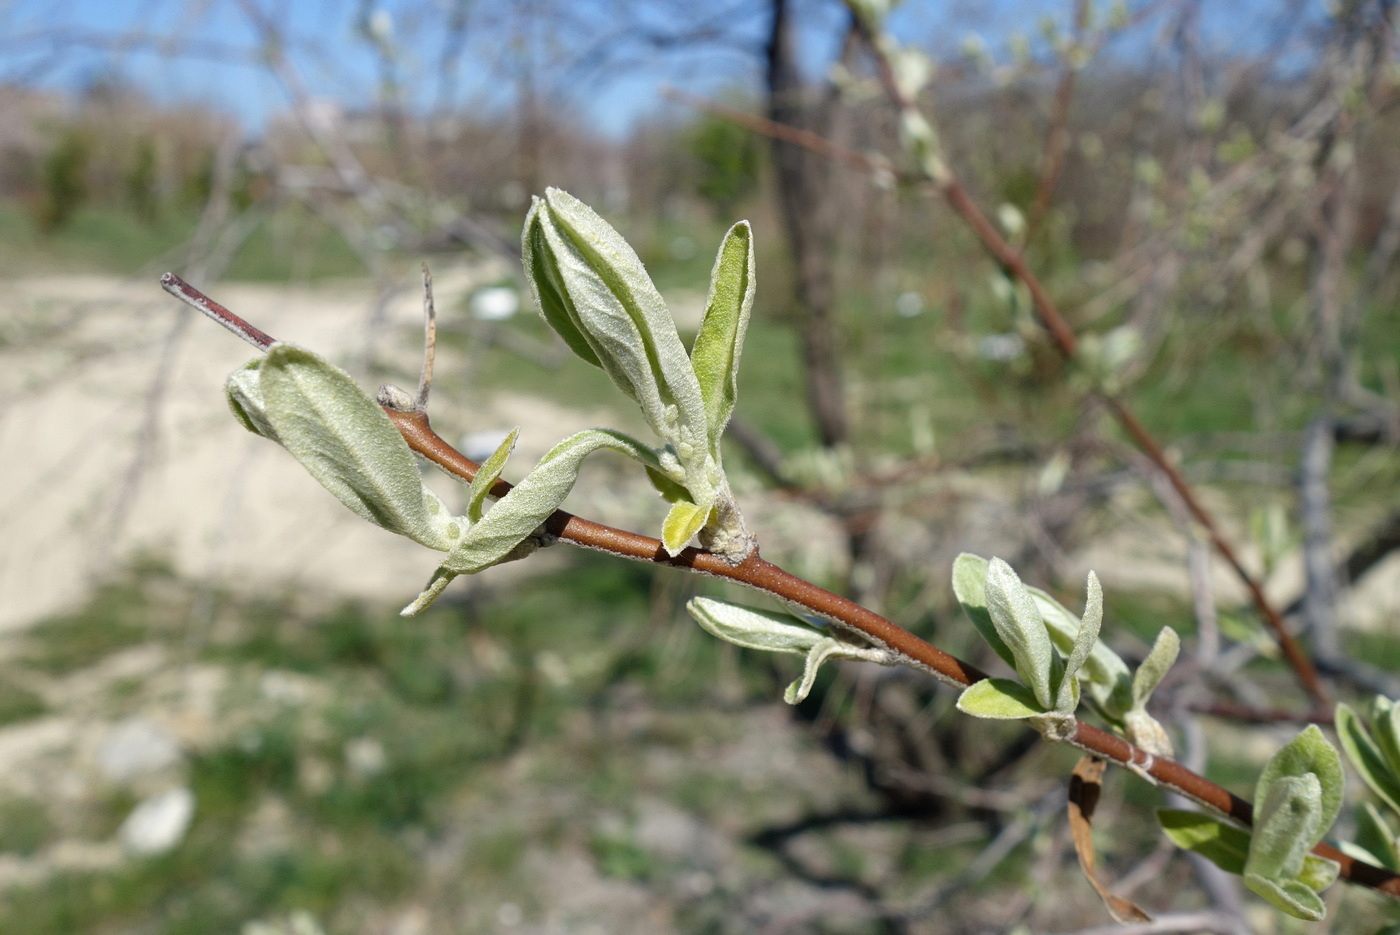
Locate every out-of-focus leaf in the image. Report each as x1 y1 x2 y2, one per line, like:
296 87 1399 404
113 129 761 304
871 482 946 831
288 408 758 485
1337 703 1400 816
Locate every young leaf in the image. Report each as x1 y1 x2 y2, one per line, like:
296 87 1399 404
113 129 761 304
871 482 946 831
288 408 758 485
686 597 825 656
1054 571 1102 714
1030 584 1134 719
526 189 708 460
465 427 519 524
957 678 1047 720
1132 627 1181 708
1246 773 1324 884
1255 725 1343 836
662 499 712 556
1351 801 1400 871
1157 810 1250 875
257 344 455 550
402 428 663 615
1244 873 1327 922
1337 703 1400 816
951 553 1016 671
1372 695 1400 777
984 558 1058 710
689 221 755 452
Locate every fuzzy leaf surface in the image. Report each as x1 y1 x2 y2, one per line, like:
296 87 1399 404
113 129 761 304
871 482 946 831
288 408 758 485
689 221 755 452
259 344 453 550
984 558 1058 710
956 678 1046 719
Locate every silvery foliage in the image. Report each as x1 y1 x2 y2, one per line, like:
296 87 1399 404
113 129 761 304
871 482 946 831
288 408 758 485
950 554 1177 749
1336 696 1400 878
686 597 896 704
1159 726 1343 921
523 188 756 561
224 190 758 615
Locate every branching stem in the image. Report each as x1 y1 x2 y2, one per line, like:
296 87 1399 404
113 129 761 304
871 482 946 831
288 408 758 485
161 272 1399 900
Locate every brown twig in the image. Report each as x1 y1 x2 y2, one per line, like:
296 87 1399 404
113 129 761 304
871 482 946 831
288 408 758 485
848 18 1330 709
160 272 1397 899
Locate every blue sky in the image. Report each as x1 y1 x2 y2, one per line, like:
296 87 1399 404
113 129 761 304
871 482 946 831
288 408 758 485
0 0 1324 138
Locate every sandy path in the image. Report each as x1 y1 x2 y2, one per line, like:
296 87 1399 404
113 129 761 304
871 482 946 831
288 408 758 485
0 266 632 632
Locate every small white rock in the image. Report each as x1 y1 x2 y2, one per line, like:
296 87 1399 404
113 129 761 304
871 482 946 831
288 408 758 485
120 787 196 856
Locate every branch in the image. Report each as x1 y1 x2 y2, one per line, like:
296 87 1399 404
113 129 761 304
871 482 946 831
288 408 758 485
849 16 1330 710
158 272 1400 901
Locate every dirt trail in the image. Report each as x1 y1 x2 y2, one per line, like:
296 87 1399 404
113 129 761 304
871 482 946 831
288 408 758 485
0 266 627 632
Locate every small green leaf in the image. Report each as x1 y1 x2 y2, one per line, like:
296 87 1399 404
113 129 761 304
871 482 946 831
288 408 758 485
951 553 1017 671
1030 584 1134 719
1157 810 1249 875
1132 627 1180 708
1337 703 1400 816
1296 853 1341 892
662 499 712 556
956 678 1047 719
1372 696 1400 776
784 640 845 705
985 558 1058 710
258 344 454 550
1247 773 1323 883
686 597 825 655
466 428 519 523
1054 571 1102 713
645 465 690 503
1353 801 1400 871
1256 725 1343 836
1244 873 1327 922
403 428 663 615
689 221 755 452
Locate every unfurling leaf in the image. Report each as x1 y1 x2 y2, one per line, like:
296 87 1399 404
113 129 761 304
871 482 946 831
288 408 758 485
403 428 662 615
690 221 755 453
521 188 707 459
686 597 894 705
686 598 825 656
466 427 519 523
253 344 455 550
225 359 280 442
1055 571 1102 714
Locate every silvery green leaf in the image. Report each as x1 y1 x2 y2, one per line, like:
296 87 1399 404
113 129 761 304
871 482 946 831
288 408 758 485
1054 571 1102 714
1247 773 1323 884
1352 802 1399 871
951 554 1017 671
1244 872 1327 921
662 499 712 556
259 344 455 550
466 427 519 523
1255 725 1343 837
1158 810 1249 875
1372 695 1400 774
984 558 1059 710
402 428 661 615
226 359 281 441
956 678 1047 720
1030 584 1134 719
521 201 602 369
686 597 825 656
784 637 895 705
689 221 755 454
524 189 708 464
1336 702 1400 815
1132 627 1180 708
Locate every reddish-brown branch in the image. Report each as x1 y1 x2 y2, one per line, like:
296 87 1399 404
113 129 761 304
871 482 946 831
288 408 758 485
160 262 1391 898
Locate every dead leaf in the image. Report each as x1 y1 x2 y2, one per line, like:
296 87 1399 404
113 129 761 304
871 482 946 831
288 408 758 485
1068 755 1153 923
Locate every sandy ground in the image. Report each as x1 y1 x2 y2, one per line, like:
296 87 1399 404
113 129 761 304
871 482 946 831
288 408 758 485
0 264 645 633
